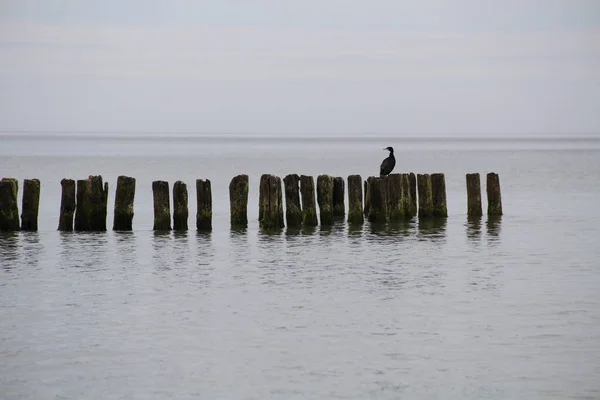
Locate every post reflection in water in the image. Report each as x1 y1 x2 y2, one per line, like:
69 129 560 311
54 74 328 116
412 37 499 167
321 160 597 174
0 232 19 270
466 216 483 243
417 218 447 242
151 230 173 271
59 231 109 270
114 231 137 266
486 216 502 245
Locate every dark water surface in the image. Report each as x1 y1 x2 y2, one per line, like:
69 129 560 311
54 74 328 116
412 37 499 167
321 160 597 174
1 135 600 399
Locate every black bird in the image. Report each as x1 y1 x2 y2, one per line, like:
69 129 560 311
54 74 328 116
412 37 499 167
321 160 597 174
380 146 396 176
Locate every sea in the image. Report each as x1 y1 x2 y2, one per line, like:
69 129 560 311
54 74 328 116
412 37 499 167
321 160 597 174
1 133 599 399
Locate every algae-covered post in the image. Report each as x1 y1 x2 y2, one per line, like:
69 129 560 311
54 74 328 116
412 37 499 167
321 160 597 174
367 176 387 223
152 180 171 231
21 178 40 231
385 174 405 221
113 176 136 231
408 173 418 217
58 179 76 231
300 175 318 226
259 174 285 229
332 177 345 218
283 174 302 228
417 174 433 218
74 179 91 231
196 179 212 230
347 175 364 224
431 173 448 218
172 181 189 231
229 174 249 228
466 173 482 217
316 174 334 225
486 172 503 216
88 175 108 231
0 178 20 231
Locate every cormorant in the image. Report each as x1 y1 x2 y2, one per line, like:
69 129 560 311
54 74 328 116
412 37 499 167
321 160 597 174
380 147 396 176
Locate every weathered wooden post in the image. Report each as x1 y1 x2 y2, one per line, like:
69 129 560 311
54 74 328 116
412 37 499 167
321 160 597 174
300 175 318 226
74 179 91 231
408 173 417 217
487 172 503 216
0 178 20 231
88 175 108 231
58 179 76 231
259 174 284 229
332 177 345 218
401 174 415 218
113 176 136 231
152 180 171 231
417 174 433 218
466 173 482 217
196 179 212 230
283 174 302 227
229 174 249 228
316 175 334 225
431 173 448 218
347 175 364 224
363 180 370 216
172 181 188 231
367 176 387 223
21 179 40 231
386 174 405 221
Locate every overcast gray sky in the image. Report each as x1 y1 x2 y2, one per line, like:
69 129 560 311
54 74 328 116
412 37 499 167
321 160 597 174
1 0 599 135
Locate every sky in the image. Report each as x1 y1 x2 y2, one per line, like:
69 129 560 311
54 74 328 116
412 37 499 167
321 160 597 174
1 0 599 135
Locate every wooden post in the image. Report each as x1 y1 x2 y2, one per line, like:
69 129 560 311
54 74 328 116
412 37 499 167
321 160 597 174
408 173 417 217
347 175 364 224
113 176 136 231
196 179 212 230
417 174 433 218
229 174 249 228
173 181 188 231
88 175 108 231
58 179 76 231
300 175 318 226
487 172 503 216
316 174 334 225
466 173 482 217
21 179 40 231
283 174 302 228
332 177 345 218
386 173 405 221
0 178 20 231
152 180 171 231
431 173 448 218
363 180 370 216
74 179 91 231
259 174 284 229
367 176 387 223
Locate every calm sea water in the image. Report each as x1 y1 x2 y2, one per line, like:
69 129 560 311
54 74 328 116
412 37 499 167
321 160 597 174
1 134 600 399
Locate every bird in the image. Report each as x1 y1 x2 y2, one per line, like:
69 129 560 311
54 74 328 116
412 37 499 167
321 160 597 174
380 146 396 176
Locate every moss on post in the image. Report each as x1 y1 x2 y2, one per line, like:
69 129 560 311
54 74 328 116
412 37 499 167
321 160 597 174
300 175 318 226
283 174 302 228
58 179 76 231
431 173 448 218
173 181 189 231
316 174 334 225
152 180 171 231
229 174 249 228
417 174 433 218
363 180 370 216
332 176 345 218
466 173 482 217
196 179 212 231
259 174 284 229
88 175 108 231
386 173 405 221
367 176 387 223
408 173 417 217
21 179 40 231
0 178 20 231
347 174 364 225
486 172 503 216
113 176 136 231
74 179 91 231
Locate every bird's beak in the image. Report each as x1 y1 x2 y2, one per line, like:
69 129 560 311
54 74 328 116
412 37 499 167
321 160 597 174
382 148 386 150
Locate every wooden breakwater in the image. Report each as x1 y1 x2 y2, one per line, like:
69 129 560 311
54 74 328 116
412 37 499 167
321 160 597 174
0 173 503 232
